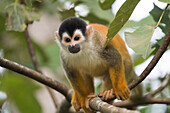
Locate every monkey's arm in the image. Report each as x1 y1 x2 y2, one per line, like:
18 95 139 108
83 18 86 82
101 45 130 100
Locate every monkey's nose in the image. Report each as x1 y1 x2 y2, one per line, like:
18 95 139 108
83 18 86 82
68 44 80 54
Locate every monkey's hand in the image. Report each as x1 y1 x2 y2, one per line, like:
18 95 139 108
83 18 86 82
72 92 96 113
99 86 130 101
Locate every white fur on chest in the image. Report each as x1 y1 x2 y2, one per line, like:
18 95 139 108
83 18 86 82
61 45 108 76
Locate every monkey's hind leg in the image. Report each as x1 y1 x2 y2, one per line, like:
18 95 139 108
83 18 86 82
99 75 114 103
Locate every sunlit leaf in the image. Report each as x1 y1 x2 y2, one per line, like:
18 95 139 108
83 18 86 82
98 0 116 10
1 72 42 113
150 4 170 34
107 0 140 39
158 0 170 4
125 25 155 59
123 16 156 30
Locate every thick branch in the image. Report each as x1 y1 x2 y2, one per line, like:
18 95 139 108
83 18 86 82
112 97 170 108
90 97 140 113
0 57 72 102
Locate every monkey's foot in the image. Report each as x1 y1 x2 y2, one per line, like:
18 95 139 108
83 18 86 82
114 86 130 100
85 93 97 109
98 89 114 101
71 93 81 111
72 92 96 113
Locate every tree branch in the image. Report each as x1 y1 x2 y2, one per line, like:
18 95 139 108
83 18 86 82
90 97 140 113
25 27 41 72
0 57 72 102
25 27 58 108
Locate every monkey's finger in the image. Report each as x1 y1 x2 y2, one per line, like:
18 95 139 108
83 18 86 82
124 89 130 99
109 89 114 99
115 92 120 100
85 98 90 109
105 90 111 100
120 91 126 100
88 94 96 98
102 91 107 100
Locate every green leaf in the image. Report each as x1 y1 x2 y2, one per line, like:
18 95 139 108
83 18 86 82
125 25 155 59
59 8 76 20
150 4 170 34
4 2 40 32
98 0 116 10
25 0 32 7
158 0 170 4
5 3 27 31
79 0 114 24
166 105 170 113
80 13 109 25
107 0 140 39
1 72 42 113
123 16 156 30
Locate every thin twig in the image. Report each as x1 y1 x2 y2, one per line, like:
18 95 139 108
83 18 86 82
154 4 169 29
147 74 170 97
25 27 41 72
25 27 58 108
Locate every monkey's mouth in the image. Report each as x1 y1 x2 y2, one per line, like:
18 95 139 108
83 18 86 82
68 44 80 54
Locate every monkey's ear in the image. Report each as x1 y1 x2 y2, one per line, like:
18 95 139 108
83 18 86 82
55 31 61 41
86 25 94 39
55 31 62 46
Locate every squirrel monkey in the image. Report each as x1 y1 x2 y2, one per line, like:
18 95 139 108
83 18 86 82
55 17 143 113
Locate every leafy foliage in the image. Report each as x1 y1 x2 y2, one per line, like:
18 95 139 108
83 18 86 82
4 2 40 32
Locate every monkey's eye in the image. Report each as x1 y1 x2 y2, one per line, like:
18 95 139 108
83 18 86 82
65 38 71 42
74 36 80 41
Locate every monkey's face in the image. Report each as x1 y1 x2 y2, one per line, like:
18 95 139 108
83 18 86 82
60 29 86 54
56 17 88 54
